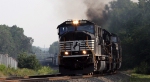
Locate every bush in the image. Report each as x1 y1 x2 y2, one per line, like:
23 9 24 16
0 65 6 71
17 52 41 70
133 61 150 74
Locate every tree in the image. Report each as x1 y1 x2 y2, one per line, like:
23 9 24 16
0 25 33 58
0 25 16 57
49 41 59 54
32 46 42 54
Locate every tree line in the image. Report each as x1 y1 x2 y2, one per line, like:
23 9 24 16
49 41 59 55
0 25 33 58
100 0 150 73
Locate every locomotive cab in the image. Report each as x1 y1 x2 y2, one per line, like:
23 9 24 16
57 20 96 75
58 20 95 36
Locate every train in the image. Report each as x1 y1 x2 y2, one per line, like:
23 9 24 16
57 20 122 75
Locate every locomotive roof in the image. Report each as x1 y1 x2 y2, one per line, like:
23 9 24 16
111 33 117 36
57 20 95 29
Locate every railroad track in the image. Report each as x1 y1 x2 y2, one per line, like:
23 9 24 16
1 72 130 82
1 74 102 82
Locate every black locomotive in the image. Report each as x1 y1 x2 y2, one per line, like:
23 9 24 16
57 20 122 75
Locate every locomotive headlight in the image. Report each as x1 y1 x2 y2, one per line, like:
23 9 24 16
64 51 69 55
82 50 87 54
73 20 79 25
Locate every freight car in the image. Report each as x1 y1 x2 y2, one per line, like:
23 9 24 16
57 20 122 75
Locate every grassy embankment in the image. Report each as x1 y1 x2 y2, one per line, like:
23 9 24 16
0 65 58 77
123 70 150 82
130 73 150 82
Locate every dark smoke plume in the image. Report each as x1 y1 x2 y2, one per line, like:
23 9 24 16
84 0 110 26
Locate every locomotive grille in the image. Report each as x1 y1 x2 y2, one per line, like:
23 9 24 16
59 40 94 51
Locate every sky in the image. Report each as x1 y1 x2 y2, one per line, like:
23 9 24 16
0 0 138 48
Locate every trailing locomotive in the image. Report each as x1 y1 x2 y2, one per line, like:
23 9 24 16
57 20 122 75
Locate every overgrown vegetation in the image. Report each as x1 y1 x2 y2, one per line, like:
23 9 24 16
133 62 150 74
130 73 150 82
37 66 58 75
0 65 58 77
122 70 150 81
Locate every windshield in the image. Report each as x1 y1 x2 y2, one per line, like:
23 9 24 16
59 25 94 35
59 26 74 35
77 25 94 33
111 37 117 43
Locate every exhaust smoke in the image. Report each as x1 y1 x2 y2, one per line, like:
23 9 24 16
84 0 112 26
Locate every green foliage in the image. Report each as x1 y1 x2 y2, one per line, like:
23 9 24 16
3 67 17 76
130 73 150 82
16 68 36 76
0 65 18 77
0 67 36 77
37 66 58 75
0 25 33 58
133 62 150 74
17 52 41 70
0 64 6 71
49 41 59 54
95 0 150 73
32 46 42 54
0 66 58 77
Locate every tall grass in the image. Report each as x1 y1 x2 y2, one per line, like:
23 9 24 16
0 65 58 77
130 73 150 82
37 66 58 75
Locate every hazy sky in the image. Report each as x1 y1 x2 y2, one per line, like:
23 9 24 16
0 0 138 48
